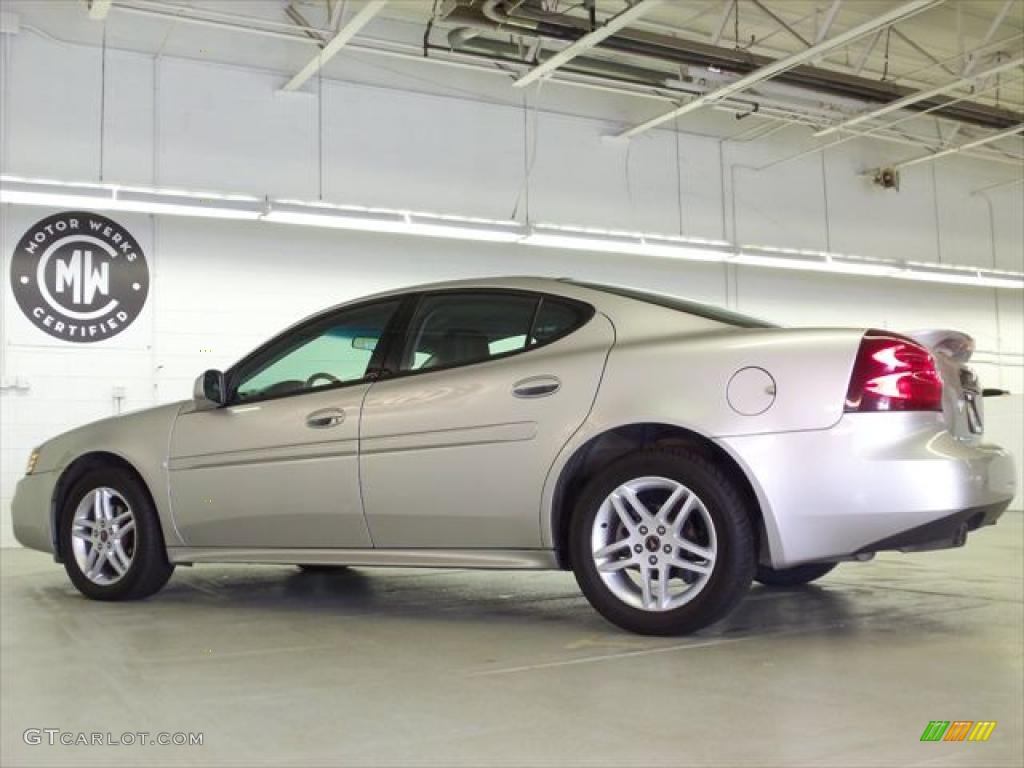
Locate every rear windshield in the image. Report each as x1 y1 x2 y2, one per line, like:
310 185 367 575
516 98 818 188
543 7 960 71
568 281 778 329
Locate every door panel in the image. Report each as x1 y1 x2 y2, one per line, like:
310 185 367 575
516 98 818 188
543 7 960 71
361 313 615 548
168 297 402 548
169 385 372 547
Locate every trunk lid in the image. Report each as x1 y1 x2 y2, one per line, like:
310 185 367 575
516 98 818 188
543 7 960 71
907 329 983 440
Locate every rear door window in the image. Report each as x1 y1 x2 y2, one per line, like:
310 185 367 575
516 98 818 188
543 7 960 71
402 293 537 372
532 298 593 344
399 292 593 373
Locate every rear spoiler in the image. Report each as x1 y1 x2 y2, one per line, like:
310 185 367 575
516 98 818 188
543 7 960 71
906 329 975 365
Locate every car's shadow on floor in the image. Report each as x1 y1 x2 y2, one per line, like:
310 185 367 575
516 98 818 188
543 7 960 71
35 561 967 641
124 564 898 639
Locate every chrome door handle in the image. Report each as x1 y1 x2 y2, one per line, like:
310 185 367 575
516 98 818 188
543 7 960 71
512 376 561 398
306 408 346 429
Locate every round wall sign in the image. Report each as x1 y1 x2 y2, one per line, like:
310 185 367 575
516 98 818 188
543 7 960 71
10 211 149 343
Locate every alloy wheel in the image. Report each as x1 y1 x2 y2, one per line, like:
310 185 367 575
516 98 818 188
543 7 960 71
590 476 717 612
70 487 136 586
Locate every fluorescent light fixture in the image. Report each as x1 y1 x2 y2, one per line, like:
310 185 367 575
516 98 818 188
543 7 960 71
264 201 526 242
262 201 409 233
738 246 1023 289
895 263 1024 290
3 175 1021 289
0 175 263 219
0 177 112 209
112 188 263 219
523 224 732 262
737 247 900 277
403 213 525 242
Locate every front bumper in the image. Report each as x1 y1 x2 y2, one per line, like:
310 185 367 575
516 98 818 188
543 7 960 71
718 413 1017 568
11 471 58 555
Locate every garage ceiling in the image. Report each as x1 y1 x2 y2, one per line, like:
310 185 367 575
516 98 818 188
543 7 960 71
3 0 1023 165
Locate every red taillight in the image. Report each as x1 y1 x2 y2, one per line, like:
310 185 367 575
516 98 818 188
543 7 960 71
845 331 943 412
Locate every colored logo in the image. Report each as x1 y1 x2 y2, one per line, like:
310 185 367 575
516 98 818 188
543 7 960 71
920 721 996 742
11 211 149 342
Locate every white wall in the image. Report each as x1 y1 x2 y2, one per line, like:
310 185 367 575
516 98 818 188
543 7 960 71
1 30 1022 545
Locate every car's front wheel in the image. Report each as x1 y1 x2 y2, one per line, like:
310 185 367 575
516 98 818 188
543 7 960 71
570 447 755 636
60 467 174 600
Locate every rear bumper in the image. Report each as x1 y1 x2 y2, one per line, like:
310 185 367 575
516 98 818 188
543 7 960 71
854 502 1007 554
717 413 1017 567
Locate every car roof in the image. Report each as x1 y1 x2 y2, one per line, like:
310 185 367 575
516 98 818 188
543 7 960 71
365 275 573 298
361 276 775 330
235 277 776 375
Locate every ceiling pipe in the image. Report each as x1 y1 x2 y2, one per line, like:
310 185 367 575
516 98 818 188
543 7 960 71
513 0 664 88
446 29 680 87
447 27 481 49
111 4 323 45
436 36 1017 165
117 0 332 36
281 0 389 92
894 123 1024 168
448 0 1022 132
97 1 1019 164
816 56 1024 137
616 0 947 137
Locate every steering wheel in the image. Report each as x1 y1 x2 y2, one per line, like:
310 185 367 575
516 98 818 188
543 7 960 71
306 372 342 388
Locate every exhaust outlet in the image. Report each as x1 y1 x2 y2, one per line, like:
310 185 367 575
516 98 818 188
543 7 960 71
953 523 969 548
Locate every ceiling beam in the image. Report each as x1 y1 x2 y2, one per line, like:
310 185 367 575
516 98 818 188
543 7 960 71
616 0 945 138
854 28 883 75
891 28 958 76
281 0 388 92
513 0 663 88
894 123 1024 168
963 0 1016 76
971 175 1024 194
751 1 811 48
88 0 113 20
710 0 735 46
329 0 347 32
285 3 329 45
815 0 844 44
816 56 1023 137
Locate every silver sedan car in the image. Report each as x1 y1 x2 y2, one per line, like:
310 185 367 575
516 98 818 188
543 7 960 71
12 277 1017 635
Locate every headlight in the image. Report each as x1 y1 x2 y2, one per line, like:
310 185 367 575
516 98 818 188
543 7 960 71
26 449 40 475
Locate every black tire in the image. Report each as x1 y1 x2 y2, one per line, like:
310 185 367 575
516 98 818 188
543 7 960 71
755 562 837 587
60 467 174 601
570 447 755 636
296 565 349 573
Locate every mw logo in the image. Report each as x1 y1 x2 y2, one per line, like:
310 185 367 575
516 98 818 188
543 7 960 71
55 250 109 305
920 721 996 742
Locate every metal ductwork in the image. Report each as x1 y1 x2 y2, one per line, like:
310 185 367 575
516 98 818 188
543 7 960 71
445 27 684 87
443 27 885 129
437 0 1022 132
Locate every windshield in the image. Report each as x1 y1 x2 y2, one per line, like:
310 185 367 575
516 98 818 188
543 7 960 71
569 281 778 329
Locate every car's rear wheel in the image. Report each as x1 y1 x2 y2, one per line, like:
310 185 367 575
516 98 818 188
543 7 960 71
570 447 755 636
60 467 174 600
755 562 837 587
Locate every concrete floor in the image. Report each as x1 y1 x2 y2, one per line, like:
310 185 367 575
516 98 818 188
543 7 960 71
2 514 1021 768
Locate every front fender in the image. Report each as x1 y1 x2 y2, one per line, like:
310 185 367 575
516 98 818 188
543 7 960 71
35 401 188 552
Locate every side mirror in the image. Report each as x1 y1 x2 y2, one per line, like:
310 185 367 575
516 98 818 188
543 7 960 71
193 369 227 409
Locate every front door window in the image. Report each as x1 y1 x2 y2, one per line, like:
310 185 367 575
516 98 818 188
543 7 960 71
234 300 399 403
